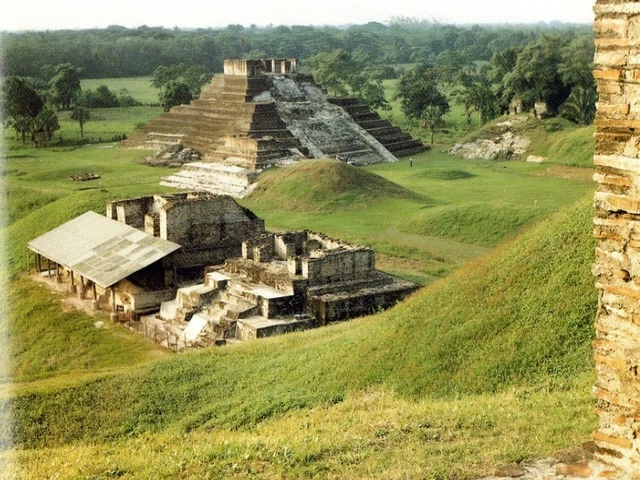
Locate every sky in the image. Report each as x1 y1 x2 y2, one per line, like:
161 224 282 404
2 0 595 31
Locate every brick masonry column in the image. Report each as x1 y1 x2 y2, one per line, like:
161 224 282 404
593 1 640 476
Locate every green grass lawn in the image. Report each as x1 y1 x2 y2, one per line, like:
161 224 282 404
242 152 594 284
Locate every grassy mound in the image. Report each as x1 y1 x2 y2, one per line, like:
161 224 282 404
545 126 595 168
402 202 538 247
4 195 596 451
249 159 423 210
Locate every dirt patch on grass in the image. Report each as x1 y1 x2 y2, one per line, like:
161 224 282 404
532 165 593 182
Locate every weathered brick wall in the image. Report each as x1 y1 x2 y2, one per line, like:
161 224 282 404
162 196 264 249
593 1 640 475
302 249 375 287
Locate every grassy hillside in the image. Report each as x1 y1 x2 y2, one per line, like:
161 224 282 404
1 75 600 478
244 154 594 283
2 195 597 478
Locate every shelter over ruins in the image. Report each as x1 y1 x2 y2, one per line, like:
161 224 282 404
28 211 181 319
28 192 417 345
123 58 426 197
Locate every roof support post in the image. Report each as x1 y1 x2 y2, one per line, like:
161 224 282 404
110 288 118 322
69 271 77 294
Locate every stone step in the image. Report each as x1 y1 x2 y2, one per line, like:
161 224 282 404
236 314 314 341
355 119 392 129
160 177 250 197
176 282 217 309
158 299 178 320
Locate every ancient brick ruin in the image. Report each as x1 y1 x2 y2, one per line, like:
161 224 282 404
28 192 417 347
157 230 418 346
106 192 265 276
593 1 640 476
123 58 426 197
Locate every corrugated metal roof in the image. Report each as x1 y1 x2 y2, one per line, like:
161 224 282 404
28 211 181 288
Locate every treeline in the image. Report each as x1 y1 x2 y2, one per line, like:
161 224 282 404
1 20 593 79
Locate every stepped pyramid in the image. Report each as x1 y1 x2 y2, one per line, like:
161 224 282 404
124 58 427 197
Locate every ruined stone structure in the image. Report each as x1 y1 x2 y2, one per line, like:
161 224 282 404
106 192 265 276
123 58 426 197
29 192 417 345
157 230 418 346
593 1 640 476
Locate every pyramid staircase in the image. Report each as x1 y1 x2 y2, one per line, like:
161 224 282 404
328 98 428 158
157 270 313 346
123 76 306 166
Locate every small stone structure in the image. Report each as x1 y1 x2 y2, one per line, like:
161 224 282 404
592 1 640 477
509 98 523 115
156 230 418 347
123 58 426 197
533 101 548 120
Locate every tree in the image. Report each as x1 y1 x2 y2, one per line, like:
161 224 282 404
349 70 390 110
454 68 499 126
502 36 571 115
307 49 358 97
559 87 597 125
151 64 211 97
49 63 82 110
159 80 193 112
2 76 44 143
84 85 119 108
395 65 450 144
558 36 597 125
307 49 390 109
70 99 90 138
35 107 60 140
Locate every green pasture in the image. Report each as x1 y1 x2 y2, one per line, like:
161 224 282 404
243 152 594 284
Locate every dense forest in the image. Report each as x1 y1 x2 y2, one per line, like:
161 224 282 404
1 20 596 145
1 20 593 78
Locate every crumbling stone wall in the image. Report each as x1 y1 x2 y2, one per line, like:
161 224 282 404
223 58 298 77
593 1 640 475
108 193 265 273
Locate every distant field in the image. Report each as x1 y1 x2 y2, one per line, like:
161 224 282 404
81 77 160 105
3 105 163 146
